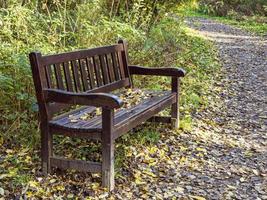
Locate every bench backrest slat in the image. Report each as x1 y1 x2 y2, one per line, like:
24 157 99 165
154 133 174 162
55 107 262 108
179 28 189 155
30 40 131 118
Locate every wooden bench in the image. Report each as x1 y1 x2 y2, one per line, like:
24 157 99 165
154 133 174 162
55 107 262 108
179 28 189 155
29 39 185 191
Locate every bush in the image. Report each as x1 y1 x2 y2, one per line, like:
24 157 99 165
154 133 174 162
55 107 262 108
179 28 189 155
0 1 147 146
198 0 267 16
0 0 219 149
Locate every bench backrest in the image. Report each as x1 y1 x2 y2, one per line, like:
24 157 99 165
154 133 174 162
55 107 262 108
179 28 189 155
29 40 131 118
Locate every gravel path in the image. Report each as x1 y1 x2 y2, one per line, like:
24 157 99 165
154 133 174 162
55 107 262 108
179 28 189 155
106 18 267 199
114 18 267 199
180 18 267 199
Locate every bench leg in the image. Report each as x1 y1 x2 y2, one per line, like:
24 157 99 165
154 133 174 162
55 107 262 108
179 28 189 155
171 77 180 129
40 123 53 174
101 108 115 191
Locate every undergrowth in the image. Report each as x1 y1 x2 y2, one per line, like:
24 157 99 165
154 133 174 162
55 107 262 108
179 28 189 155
0 1 220 198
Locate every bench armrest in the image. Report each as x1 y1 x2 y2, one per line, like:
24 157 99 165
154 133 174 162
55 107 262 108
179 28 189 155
43 89 123 109
129 65 186 77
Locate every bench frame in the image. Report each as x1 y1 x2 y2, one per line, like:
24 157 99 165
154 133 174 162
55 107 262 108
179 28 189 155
29 39 185 191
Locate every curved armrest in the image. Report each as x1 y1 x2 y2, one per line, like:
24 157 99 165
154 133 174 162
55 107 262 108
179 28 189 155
43 89 123 109
129 65 186 77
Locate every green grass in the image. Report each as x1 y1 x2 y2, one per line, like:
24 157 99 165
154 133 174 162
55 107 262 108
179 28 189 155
179 8 267 36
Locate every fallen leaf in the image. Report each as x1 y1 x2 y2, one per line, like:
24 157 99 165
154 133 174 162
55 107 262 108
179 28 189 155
0 188 4 196
189 195 206 200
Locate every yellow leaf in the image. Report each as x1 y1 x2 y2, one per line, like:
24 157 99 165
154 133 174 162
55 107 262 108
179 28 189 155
80 114 89 120
6 149 13 154
126 151 133 157
0 188 4 196
91 183 100 190
240 177 245 182
29 180 39 188
144 154 156 164
0 137 3 146
135 178 146 185
0 174 9 180
134 171 146 185
180 156 187 163
99 192 109 199
189 195 206 200
180 146 188 151
67 194 74 198
56 185 65 191
26 191 33 198
25 156 32 163
49 178 56 183
196 147 206 152
252 169 259 176
96 108 101 115
143 170 157 178
148 147 158 154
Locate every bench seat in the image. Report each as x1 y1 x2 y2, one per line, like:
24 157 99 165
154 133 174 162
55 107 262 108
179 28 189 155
49 91 176 140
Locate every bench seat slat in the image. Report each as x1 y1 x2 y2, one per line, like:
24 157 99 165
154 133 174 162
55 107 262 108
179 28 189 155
49 91 175 139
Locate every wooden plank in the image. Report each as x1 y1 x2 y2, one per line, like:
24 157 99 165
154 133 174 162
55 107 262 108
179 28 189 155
54 63 64 90
49 126 101 140
83 91 174 129
93 56 103 86
129 65 186 77
45 65 53 88
48 103 71 116
147 116 172 123
29 52 52 173
116 52 125 78
52 107 99 130
114 95 175 139
47 78 129 116
86 58 96 89
101 108 115 191
87 78 130 93
42 44 124 66
113 92 174 127
51 106 95 123
71 60 82 92
44 89 123 109
106 54 115 83
118 39 131 81
171 77 180 128
111 52 120 81
50 157 101 172
79 59 89 91
99 55 110 84
63 62 74 92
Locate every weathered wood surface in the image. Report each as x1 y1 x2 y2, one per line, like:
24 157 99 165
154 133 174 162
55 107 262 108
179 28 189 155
49 91 174 137
29 39 185 191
